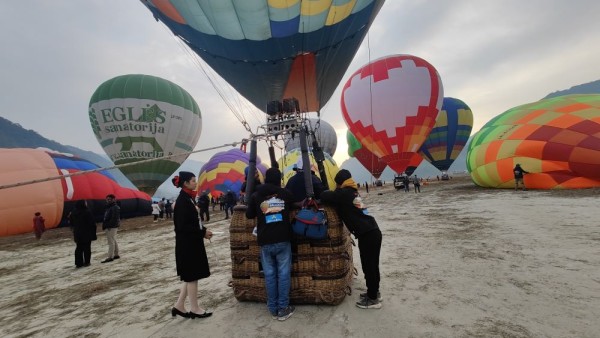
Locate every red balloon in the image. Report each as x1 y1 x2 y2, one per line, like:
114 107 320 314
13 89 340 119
341 55 443 173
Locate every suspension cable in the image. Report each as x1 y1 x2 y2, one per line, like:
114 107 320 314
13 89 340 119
0 141 244 191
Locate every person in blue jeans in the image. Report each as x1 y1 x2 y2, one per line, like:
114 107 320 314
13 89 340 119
246 167 296 321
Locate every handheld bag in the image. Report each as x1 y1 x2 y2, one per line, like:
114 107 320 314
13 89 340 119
293 199 328 239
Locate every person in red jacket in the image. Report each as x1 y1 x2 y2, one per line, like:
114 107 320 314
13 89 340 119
32 212 45 240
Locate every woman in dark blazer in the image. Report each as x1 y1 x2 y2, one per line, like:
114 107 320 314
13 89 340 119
69 200 97 268
171 171 213 319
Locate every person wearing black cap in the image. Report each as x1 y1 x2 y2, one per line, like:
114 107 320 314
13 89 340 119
285 163 324 202
171 171 214 319
321 169 383 309
246 168 296 321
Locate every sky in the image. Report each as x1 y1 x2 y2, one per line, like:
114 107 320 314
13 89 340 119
2 0 600 168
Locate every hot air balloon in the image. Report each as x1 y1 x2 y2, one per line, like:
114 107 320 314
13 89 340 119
89 74 202 195
420 97 474 172
467 94 600 189
278 148 340 190
341 54 443 174
285 118 338 156
404 153 423 177
347 130 387 179
0 148 152 237
141 0 385 112
197 148 268 198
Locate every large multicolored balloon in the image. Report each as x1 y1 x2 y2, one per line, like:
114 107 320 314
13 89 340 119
89 74 202 195
141 0 385 112
467 94 600 189
278 148 340 190
341 54 443 174
347 130 387 179
197 148 268 198
285 118 338 156
0 148 152 237
420 97 473 172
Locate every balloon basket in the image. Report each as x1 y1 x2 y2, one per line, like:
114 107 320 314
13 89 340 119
229 205 355 305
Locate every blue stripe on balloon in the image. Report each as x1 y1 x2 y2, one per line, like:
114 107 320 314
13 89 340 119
270 16 300 38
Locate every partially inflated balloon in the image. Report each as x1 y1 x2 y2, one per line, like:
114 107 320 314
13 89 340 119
285 118 338 156
347 130 387 179
467 94 600 189
420 97 473 172
341 55 443 174
0 148 151 237
141 0 385 112
89 74 202 195
278 148 340 190
197 148 268 198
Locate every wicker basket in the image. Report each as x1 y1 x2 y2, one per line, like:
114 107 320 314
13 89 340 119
229 202 356 305
230 268 354 305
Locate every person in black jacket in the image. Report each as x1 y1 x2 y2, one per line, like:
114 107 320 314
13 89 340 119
197 192 210 222
224 190 237 219
321 169 383 309
171 171 213 319
101 194 120 263
69 200 97 268
513 163 529 191
285 164 324 202
246 168 296 321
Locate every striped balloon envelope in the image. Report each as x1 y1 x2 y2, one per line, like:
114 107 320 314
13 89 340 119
0 148 151 237
278 148 340 190
141 0 385 112
467 94 600 189
346 130 387 179
420 97 473 172
341 54 443 174
197 148 268 198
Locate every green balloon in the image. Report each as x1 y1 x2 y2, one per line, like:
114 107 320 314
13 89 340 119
89 74 202 195
346 130 363 158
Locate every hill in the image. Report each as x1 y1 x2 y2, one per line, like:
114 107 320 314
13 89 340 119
543 79 600 99
0 116 136 188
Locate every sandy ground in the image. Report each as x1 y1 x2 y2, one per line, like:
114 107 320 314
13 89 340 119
1 175 599 338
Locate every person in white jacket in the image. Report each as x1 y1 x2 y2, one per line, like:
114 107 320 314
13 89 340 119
152 202 160 222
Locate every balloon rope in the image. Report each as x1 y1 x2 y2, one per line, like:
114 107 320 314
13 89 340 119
0 142 244 191
366 32 376 182
165 28 258 133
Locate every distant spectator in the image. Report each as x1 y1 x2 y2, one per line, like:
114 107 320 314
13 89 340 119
152 202 160 222
197 192 210 222
165 200 173 219
224 190 237 219
101 194 120 263
32 212 45 240
413 175 421 193
158 198 166 220
69 200 97 268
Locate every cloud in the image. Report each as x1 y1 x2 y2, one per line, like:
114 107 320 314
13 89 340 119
2 0 600 169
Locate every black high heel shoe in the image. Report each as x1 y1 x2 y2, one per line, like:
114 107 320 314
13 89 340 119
188 311 212 319
171 307 189 318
